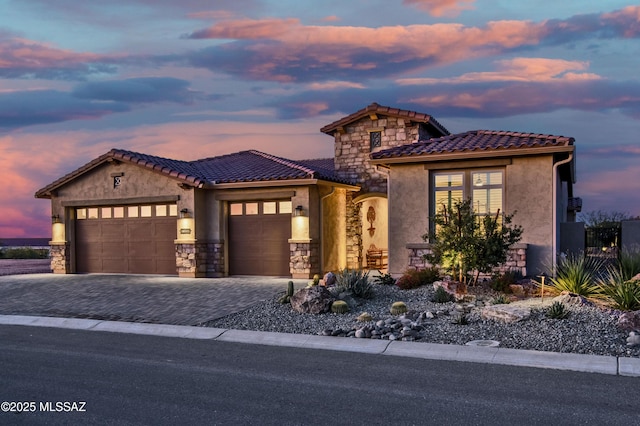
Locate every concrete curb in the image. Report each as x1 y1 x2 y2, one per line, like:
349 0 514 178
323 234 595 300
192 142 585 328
1 315 639 377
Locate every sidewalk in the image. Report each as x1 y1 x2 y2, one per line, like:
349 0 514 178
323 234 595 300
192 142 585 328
2 314 639 378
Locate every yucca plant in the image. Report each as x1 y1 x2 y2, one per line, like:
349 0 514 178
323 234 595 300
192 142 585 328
598 267 640 311
547 253 605 297
618 247 640 281
546 301 570 319
491 294 511 305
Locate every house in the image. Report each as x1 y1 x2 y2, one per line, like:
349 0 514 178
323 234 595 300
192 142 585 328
35 103 578 278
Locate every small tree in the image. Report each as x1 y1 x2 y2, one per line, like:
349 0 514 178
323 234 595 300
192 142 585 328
422 198 523 285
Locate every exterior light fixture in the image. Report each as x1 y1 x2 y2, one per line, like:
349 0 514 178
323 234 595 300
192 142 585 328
179 208 191 218
293 205 305 217
51 215 61 224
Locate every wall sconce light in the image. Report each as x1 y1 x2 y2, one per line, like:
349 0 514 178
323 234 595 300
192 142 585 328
179 208 191 219
293 205 305 217
51 215 61 224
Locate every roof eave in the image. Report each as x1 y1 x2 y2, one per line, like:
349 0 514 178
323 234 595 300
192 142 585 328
208 178 360 191
370 145 575 165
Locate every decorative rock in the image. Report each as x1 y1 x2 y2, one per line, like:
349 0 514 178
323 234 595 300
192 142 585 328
290 286 335 314
617 310 640 332
323 272 337 287
553 291 591 306
627 331 640 346
357 312 373 322
355 328 366 338
631 273 640 282
481 304 531 323
425 311 435 319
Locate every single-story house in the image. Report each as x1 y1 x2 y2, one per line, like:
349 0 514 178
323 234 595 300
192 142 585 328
35 103 579 278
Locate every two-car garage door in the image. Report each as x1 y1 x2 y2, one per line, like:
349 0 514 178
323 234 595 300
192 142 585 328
75 204 177 275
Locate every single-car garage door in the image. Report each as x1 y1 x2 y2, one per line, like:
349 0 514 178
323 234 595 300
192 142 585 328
228 200 291 276
75 204 177 275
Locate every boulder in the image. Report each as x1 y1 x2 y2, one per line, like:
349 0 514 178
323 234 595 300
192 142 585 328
323 272 337 287
627 331 640 347
553 291 592 306
631 273 640 282
617 310 640 332
481 304 531 323
290 286 335 314
433 280 465 295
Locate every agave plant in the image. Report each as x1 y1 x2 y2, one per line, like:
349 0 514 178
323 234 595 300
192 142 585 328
618 246 640 281
335 268 374 299
598 267 640 311
547 253 605 297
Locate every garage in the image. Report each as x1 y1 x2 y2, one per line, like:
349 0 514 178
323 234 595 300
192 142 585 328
75 204 177 275
228 200 292 276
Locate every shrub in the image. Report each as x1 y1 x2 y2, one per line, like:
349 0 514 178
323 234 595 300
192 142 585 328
453 313 469 325
395 273 420 290
547 253 605 297
598 267 640 311
0 247 49 259
491 294 511 305
335 268 374 299
546 301 570 319
432 286 454 303
374 271 396 286
489 270 521 293
411 267 441 286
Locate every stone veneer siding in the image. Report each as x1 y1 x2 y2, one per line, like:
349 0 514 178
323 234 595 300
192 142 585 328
406 243 529 278
345 192 363 269
50 242 70 274
175 241 224 277
290 241 320 278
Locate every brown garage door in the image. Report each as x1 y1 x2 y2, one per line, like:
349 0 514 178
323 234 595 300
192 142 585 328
228 200 291 276
75 204 177 275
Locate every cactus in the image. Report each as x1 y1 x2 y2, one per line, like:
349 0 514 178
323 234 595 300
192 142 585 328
546 301 570 319
453 313 469 325
357 312 373 322
390 301 408 315
331 300 349 314
313 274 321 286
278 294 291 304
287 280 295 297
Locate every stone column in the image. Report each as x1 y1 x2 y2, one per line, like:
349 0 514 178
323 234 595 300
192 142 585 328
49 242 70 274
289 240 320 279
346 193 363 269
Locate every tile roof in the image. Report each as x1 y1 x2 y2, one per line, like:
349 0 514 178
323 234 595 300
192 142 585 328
35 149 351 198
320 102 450 136
371 130 575 160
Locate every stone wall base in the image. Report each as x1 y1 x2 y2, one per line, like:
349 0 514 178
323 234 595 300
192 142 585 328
49 242 70 274
289 240 320 279
406 243 528 279
176 240 225 278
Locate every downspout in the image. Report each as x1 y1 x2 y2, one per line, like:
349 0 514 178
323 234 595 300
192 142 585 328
552 152 574 273
320 188 336 274
376 165 391 272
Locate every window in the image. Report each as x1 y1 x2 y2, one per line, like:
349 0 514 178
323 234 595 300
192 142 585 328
128 206 139 218
156 205 167 217
263 201 277 214
279 201 292 214
432 170 504 218
168 205 178 217
76 208 87 220
369 131 382 150
230 203 243 216
101 207 112 219
113 207 124 218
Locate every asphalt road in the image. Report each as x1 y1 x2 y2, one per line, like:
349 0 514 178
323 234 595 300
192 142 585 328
0 325 638 425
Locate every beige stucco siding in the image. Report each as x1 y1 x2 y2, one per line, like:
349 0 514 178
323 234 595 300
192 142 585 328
387 164 429 275
506 156 554 275
321 188 347 272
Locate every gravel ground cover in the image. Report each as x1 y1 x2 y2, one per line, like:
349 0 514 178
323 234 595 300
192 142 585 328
205 283 640 358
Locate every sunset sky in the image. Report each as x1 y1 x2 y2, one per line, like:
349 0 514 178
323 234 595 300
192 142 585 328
1 0 640 238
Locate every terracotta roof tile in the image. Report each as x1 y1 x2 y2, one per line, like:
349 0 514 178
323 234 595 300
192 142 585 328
35 149 351 198
371 130 574 160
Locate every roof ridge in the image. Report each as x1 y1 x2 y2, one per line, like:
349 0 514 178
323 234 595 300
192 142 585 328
248 150 316 177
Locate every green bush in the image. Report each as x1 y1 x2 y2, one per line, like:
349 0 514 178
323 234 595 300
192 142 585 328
0 248 49 259
489 270 522 293
491 294 511 305
432 286 454 303
395 268 440 290
547 254 605 297
335 268 374 299
598 267 640 311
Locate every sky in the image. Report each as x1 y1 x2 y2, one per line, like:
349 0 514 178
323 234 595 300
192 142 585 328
1 0 640 238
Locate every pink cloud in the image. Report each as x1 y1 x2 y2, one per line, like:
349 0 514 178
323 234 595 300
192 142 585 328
403 0 475 17
397 57 602 85
601 5 640 38
187 18 301 39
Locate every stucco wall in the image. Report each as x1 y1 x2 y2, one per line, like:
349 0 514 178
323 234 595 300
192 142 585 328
506 156 554 276
387 164 429 275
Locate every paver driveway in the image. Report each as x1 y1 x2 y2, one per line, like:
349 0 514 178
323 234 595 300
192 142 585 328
0 274 306 326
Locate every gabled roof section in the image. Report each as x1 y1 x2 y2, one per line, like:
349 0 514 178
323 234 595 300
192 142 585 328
35 149 204 198
35 149 354 199
370 130 575 162
320 102 450 136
